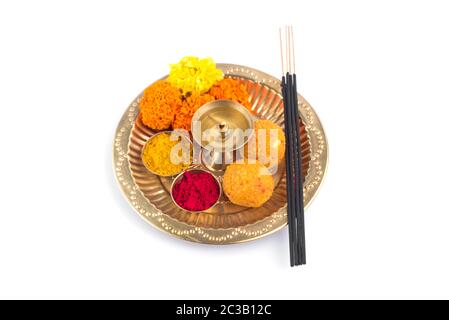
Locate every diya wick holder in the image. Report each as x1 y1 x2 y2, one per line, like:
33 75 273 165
191 100 254 175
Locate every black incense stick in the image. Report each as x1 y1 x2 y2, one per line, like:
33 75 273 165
292 74 306 263
281 75 297 266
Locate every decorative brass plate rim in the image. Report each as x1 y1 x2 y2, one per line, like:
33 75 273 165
112 64 328 244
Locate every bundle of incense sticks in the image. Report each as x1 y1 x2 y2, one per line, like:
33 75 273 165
279 26 306 266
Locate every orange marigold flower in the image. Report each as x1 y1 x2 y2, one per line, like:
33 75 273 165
173 93 215 131
209 78 252 110
139 81 182 131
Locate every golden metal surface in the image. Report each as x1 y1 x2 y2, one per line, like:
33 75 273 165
113 64 328 244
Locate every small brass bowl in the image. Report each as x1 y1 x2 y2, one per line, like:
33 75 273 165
191 99 254 152
141 131 193 177
191 99 254 173
170 168 222 213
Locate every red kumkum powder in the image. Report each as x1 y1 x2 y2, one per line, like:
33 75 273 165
172 171 220 211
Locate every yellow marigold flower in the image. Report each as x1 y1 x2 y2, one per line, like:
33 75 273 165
168 56 223 94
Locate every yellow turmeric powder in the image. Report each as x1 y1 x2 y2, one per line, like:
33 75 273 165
142 132 192 176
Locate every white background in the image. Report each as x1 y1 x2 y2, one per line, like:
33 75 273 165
1 0 448 300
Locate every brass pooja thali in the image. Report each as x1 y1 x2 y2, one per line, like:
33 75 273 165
113 63 328 244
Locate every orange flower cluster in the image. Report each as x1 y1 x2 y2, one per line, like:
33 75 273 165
139 78 252 131
209 78 252 109
140 81 182 131
173 93 215 131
